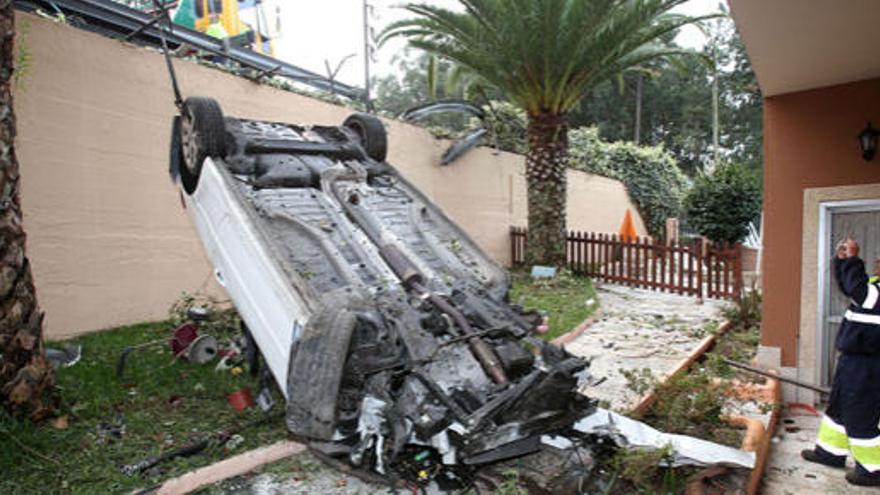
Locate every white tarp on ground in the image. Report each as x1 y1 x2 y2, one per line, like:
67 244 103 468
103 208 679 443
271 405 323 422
575 408 757 469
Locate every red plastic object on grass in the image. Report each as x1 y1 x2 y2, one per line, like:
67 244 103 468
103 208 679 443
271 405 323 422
171 322 199 356
228 388 255 412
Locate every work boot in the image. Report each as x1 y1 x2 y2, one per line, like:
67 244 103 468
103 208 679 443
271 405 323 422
801 449 845 468
846 470 880 486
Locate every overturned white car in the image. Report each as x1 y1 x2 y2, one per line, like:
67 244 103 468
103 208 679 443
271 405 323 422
170 96 603 488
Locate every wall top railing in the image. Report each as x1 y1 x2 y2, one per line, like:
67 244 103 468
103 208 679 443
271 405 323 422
15 0 365 100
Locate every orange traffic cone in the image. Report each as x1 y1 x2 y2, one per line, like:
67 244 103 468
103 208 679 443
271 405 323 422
619 209 638 242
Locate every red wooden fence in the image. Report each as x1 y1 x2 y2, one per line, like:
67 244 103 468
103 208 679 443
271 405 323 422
510 227 742 300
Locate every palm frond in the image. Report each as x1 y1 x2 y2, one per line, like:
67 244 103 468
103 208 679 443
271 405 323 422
382 0 715 116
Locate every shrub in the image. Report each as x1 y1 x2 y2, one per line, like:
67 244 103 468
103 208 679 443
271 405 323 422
469 115 690 237
684 163 761 243
567 127 690 236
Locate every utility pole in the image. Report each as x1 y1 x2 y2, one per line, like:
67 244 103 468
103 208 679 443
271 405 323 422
712 52 720 171
710 19 721 173
362 0 373 112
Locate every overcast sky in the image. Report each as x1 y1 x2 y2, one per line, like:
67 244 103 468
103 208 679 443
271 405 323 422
255 0 725 88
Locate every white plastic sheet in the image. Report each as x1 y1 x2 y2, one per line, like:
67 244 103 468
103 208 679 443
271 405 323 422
574 408 756 469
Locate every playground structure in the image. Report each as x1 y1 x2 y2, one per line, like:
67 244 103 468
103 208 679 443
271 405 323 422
120 0 276 55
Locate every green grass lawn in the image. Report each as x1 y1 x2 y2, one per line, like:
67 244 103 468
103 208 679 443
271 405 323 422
0 274 598 493
508 270 599 341
0 318 286 494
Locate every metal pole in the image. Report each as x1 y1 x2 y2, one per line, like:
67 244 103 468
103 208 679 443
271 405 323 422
722 358 831 395
711 40 720 172
634 73 642 144
362 0 372 112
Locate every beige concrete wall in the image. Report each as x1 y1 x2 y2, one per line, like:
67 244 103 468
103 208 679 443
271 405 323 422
14 14 646 338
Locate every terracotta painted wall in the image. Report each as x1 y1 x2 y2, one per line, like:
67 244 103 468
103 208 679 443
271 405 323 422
14 14 645 339
763 77 880 366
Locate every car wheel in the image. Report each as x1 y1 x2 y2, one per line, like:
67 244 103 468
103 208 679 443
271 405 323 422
343 113 387 162
179 97 226 194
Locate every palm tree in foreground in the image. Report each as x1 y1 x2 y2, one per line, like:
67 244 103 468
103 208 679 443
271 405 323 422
0 4 56 421
383 0 713 266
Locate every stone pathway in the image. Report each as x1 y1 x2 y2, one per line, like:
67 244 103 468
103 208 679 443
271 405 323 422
763 412 879 494
564 283 729 411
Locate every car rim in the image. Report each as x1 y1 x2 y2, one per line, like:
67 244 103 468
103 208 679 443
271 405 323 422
181 108 200 174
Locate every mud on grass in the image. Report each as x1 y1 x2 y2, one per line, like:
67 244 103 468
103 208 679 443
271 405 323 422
508 270 598 341
0 320 286 494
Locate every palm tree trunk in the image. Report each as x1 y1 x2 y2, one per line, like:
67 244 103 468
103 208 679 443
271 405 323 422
0 4 56 422
524 112 568 267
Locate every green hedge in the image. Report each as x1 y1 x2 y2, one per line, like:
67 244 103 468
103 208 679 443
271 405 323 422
684 163 762 243
567 127 689 236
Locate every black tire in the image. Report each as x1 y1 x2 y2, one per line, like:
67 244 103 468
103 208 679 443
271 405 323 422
179 97 226 194
168 115 183 184
343 113 387 162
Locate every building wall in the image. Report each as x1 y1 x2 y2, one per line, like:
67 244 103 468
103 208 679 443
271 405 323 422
762 77 880 367
14 14 646 339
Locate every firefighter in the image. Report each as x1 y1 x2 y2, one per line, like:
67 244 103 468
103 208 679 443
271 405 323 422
802 238 880 486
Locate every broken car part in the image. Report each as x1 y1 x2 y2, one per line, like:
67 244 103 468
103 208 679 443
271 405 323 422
121 412 281 476
45 344 82 369
400 100 488 166
575 408 756 469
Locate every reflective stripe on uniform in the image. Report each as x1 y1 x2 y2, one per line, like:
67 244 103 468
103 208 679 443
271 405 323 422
851 437 880 471
817 416 850 456
844 309 880 325
864 284 880 309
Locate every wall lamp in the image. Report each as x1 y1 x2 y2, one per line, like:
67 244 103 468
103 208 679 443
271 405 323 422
859 122 879 161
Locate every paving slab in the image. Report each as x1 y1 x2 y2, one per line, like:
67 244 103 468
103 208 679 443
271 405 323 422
563 284 729 410
763 413 880 494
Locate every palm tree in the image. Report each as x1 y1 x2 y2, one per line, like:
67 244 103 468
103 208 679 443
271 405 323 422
0 3 56 421
383 0 713 265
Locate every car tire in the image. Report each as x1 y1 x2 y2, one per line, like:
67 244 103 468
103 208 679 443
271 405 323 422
169 115 183 183
343 113 387 162
179 97 226 195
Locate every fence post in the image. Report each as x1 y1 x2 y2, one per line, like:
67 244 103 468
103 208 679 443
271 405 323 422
734 241 744 298
665 217 680 245
576 230 584 274
510 227 516 267
696 237 704 303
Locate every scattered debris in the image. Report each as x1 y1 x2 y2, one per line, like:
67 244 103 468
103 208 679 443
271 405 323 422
576 408 756 469
530 265 557 278
51 415 69 430
45 344 82 369
224 434 244 451
96 417 126 443
121 413 281 476
186 334 218 364
170 322 199 357
227 388 254 412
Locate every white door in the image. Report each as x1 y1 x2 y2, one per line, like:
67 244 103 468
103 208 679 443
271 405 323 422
820 204 880 386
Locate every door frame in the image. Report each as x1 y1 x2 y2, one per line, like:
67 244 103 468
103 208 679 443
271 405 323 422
816 199 880 385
